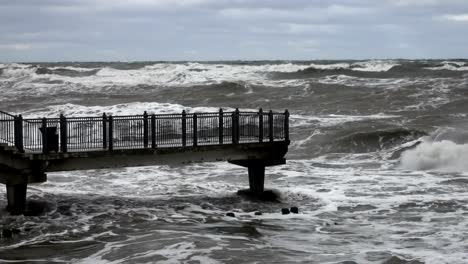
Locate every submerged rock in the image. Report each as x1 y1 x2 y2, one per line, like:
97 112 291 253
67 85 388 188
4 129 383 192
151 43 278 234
281 208 290 215
290 206 299 214
2 229 12 238
226 212 235 217
237 189 280 202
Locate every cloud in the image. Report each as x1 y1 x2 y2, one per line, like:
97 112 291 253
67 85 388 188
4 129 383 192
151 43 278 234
440 14 468 22
0 43 32 51
218 4 373 22
391 0 441 6
285 23 339 34
287 40 319 53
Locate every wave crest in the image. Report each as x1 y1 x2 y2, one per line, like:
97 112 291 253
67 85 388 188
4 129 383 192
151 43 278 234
400 140 468 172
332 128 427 153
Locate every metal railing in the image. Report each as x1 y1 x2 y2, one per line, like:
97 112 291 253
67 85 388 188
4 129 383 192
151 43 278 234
0 109 290 154
0 111 18 147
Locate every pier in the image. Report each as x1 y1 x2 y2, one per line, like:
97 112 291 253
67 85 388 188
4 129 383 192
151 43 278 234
0 109 290 214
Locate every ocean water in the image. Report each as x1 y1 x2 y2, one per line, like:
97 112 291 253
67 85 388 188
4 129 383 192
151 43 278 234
1 60 468 263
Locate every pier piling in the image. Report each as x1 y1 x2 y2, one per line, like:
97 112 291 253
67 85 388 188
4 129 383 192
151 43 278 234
6 184 27 215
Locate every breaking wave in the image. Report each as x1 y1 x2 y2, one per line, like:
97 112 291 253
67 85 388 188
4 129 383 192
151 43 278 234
331 128 427 153
400 140 468 172
19 102 237 118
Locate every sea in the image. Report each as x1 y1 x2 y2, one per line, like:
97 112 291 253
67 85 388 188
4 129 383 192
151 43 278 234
0 60 468 263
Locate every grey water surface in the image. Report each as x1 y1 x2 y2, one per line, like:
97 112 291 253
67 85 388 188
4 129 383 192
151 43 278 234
1 60 468 263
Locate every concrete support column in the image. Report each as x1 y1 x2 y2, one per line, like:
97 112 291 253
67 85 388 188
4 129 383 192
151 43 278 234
6 184 27 215
248 165 265 194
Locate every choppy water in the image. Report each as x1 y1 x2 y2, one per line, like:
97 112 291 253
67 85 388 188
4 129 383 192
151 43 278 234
1 60 468 263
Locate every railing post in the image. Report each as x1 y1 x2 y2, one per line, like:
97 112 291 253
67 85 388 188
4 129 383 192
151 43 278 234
14 115 24 152
218 109 223 144
193 113 198 147
258 108 263 143
284 109 290 142
151 114 156 149
182 110 187 147
143 111 149 148
108 115 113 151
102 113 107 149
233 108 240 144
42 117 48 154
269 110 274 142
60 114 67 153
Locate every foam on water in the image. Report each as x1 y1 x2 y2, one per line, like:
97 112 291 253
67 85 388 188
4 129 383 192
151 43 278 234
400 139 468 172
19 102 235 118
426 61 468 71
0 61 401 91
291 113 400 128
351 60 399 72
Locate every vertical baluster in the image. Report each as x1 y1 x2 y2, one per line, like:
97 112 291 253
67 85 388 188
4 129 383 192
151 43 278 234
143 111 149 148
284 109 289 142
14 115 24 152
193 113 198 147
182 110 187 147
60 114 67 153
259 109 263 143
234 108 240 144
151 114 156 149
269 110 274 142
42 117 48 153
108 116 113 151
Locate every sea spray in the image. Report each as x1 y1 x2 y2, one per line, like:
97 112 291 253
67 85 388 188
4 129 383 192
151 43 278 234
400 139 468 172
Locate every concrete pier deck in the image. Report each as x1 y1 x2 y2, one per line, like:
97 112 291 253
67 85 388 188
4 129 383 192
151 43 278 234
0 109 290 214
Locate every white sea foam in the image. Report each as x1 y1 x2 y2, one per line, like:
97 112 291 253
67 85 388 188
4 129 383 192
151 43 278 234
48 66 100 72
0 61 400 91
20 102 240 118
0 63 36 78
351 60 399 72
426 61 468 71
291 113 400 128
400 139 468 172
305 61 398 72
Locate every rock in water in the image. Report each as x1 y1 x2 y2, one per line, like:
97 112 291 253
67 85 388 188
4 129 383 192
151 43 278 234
290 206 299 214
281 208 290 215
226 212 235 217
2 229 12 238
254 211 262 216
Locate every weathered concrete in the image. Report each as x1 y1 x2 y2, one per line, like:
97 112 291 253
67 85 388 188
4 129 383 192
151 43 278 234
248 165 265 194
42 142 288 172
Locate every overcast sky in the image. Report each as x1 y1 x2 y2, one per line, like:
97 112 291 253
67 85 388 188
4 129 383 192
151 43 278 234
1 0 468 62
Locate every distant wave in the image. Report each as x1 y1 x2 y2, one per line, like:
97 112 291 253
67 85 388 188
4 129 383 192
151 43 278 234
331 128 427 153
425 61 468 71
1 60 467 98
35 67 100 77
280 61 467 79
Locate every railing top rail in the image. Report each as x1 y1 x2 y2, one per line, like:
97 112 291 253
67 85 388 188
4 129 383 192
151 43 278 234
0 110 16 118
10 110 276 120
2 109 290 123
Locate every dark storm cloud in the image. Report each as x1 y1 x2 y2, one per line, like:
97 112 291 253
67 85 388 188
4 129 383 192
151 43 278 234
1 0 467 61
